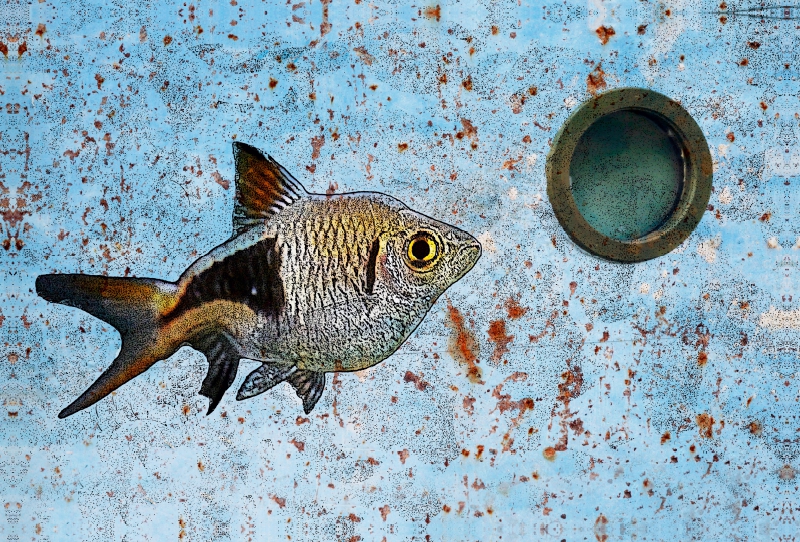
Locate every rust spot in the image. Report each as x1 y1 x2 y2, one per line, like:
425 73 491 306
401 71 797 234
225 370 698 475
488 319 513 363
17 41 27 57
95 74 105 90
587 64 607 96
459 118 479 149
543 446 556 460
491 25 499 35
0 42 7 57
637 24 647 35
446 301 483 383
522 135 532 144
353 46 374 66
719 15 727 24
697 351 708 366
747 41 761 49
197 460 205 471
423 5 441 21
403 371 430 391
505 296 528 319
310 134 325 160
726 132 735 142
379 505 390 521
594 514 609 542
696 413 714 438
182 404 190 416
760 101 768 111
595 26 615 45
748 420 762 435
163 35 173 46
369 84 378 91
665 9 671 16
759 211 771 222
269 77 278 89
739 58 749 67
397 142 409 152
35 24 46 37
462 76 473 91
270 495 286 508
289 438 305 451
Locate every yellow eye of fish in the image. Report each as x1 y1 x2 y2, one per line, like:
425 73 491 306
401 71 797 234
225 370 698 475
407 233 438 270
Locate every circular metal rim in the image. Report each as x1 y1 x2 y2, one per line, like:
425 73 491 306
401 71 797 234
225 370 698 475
546 87 713 263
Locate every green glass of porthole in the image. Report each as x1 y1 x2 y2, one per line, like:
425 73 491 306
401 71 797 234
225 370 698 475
546 88 712 262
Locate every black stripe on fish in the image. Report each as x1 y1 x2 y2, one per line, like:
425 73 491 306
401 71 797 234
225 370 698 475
365 236 380 295
164 237 284 324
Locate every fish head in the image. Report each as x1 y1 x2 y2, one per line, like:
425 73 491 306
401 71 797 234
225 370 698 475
374 206 481 305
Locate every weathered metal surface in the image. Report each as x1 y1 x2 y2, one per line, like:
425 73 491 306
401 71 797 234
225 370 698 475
1 0 798 540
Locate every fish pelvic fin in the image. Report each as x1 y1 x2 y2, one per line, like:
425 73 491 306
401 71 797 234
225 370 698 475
232 142 307 235
236 362 297 401
287 370 326 414
236 363 325 414
36 274 180 418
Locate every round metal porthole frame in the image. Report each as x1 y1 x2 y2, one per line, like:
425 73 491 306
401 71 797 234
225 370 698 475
546 87 713 263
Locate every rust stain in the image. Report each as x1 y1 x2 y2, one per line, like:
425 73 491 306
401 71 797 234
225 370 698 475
594 514 609 541
696 413 714 438
269 77 278 89
462 76 473 91
17 41 27 57
289 438 305 451
488 319 513 363
0 42 7 57
550 362 584 452
505 296 528 319
310 134 325 160
163 35 173 46
543 446 556 460
403 370 430 391
492 373 534 451
353 46 374 66
748 420 762 435
35 24 46 37
456 118 479 150
320 0 332 36
445 301 483 383
595 26 615 45
397 142 409 152
587 64 607 96
423 5 441 21
697 351 708 366
660 430 670 444
379 505 390 521
270 495 286 508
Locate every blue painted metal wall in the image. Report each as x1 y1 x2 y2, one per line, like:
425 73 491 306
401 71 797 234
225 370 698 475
1 0 797 539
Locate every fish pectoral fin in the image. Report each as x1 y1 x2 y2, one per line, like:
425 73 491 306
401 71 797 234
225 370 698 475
236 362 297 401
193 333 241 415
287 370 326 414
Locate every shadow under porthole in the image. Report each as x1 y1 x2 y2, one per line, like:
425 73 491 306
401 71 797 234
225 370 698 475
546 87 713 263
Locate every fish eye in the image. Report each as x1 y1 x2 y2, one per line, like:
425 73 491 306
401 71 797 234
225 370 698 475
406 232 439 270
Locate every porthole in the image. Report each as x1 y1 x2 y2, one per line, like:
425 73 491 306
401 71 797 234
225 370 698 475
546 88 712 262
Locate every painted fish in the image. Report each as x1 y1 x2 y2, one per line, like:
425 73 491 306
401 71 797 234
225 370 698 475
37 143 481 418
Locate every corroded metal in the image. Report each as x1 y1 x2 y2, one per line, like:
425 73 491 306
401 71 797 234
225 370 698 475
547 87 713 262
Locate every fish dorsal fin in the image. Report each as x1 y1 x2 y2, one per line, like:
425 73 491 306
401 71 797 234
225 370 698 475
232 142 306 235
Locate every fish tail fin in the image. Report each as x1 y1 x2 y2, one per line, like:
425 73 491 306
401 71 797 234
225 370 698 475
36 273 179 418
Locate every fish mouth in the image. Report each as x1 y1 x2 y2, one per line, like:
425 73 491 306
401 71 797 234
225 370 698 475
457 240 482 272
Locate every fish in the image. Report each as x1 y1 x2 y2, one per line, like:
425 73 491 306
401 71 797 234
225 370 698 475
36 142 482 418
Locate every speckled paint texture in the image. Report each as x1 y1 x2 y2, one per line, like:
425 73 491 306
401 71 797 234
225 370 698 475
1 0 798 540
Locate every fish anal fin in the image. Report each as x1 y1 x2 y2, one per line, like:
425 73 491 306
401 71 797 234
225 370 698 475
193 333 241 415
236 362 297 401
232 142 306 235
287 370 326 414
